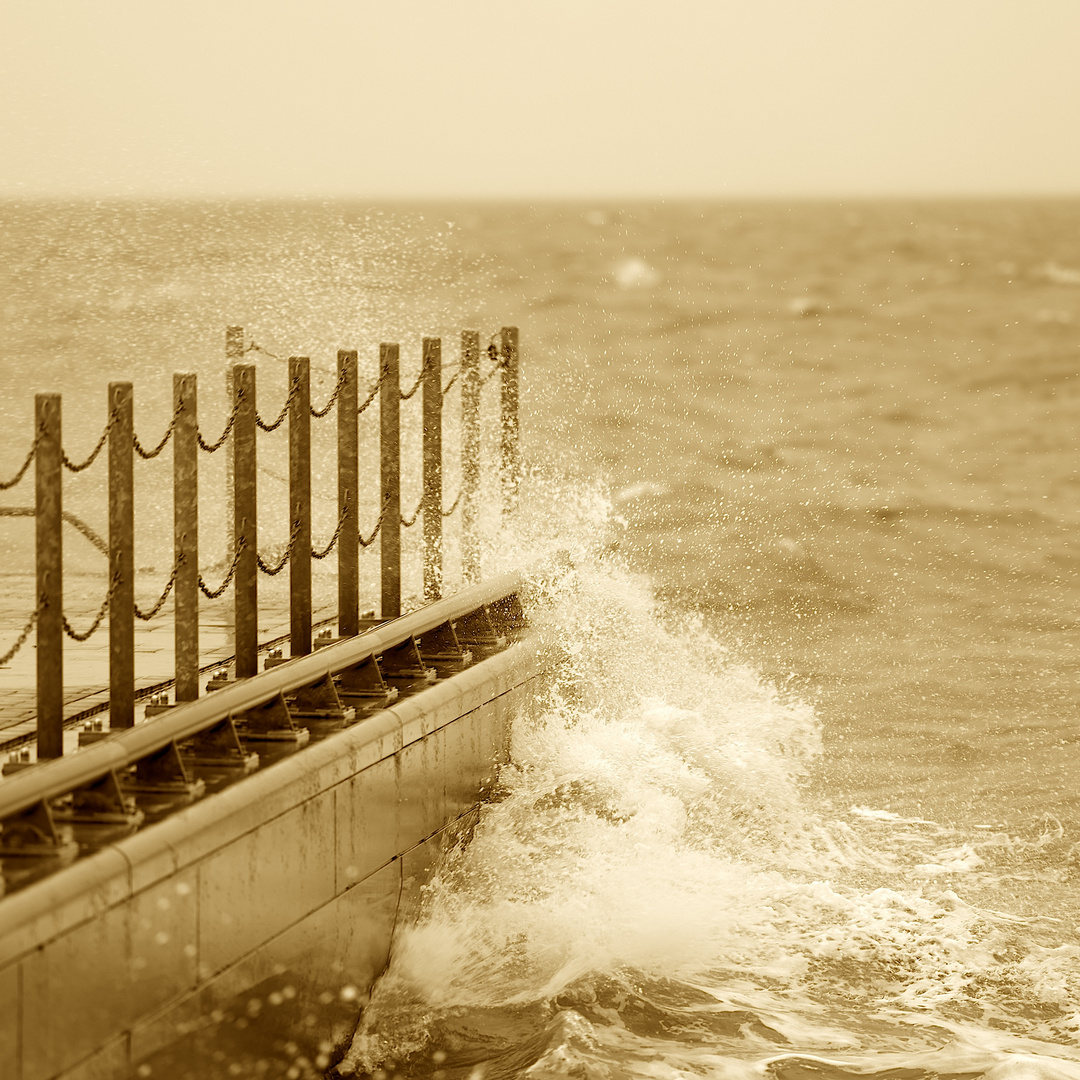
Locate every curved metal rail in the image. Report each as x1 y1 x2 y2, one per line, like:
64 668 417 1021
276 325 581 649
0 561 557 834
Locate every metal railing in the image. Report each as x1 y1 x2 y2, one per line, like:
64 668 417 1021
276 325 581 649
0 325 522 766
0 563 546 849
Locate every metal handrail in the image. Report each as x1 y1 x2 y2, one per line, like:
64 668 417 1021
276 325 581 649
0 562 548 823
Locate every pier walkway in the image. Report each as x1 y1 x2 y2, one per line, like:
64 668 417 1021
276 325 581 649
0 574 332 754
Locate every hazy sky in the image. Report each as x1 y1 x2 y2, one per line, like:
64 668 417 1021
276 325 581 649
2 0 1078 199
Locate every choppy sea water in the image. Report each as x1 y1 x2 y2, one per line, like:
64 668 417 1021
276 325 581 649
1 198 1079 1078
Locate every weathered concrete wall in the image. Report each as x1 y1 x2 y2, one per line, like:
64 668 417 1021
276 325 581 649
0 640 551 1080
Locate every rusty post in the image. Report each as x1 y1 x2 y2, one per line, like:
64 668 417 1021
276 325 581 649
461 330 481 584
225 327 243 566
174 373 199 701
380 343 401 619
337 350 359 638
422 337 443 601
35 393 63 759
233 363 258 679
289 357 312 656
108 382 135 728
500 326 520 512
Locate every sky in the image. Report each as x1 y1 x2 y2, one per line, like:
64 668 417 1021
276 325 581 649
1 0 1078 199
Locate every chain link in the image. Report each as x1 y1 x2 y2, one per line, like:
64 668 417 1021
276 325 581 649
198 389 245 453
359 494 391 548
245 341 288 362
256 519 301 576
62 410 116 473
256 376 301 433
134 401 184 459
0 604 40 666
0 427 43 490
441 363 461 397
401 496 423 528
441 489 463 518
134 559 181 620
399 357 430 401
479 342 504 386
311 499 350 560
63 573 119 642
198 538 246 599
358 369 383 415
310 367 347 418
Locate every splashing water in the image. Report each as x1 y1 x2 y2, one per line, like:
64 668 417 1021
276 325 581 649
337 480 1080 1080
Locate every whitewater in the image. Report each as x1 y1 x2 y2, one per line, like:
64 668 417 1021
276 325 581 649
334 477 1080 1080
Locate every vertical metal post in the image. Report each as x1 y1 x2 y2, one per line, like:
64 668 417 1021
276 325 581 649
380 343 401 619
35 393 63 759
337 350 359 637
174 373 199 701
289 357 312 656
461 330 481 584
108 382 135 729
233 363 258 679
422 337 443 601
225 327 243 566
500 325 520 512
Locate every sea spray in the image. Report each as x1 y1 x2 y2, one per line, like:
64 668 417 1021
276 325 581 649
339 534 1080 1079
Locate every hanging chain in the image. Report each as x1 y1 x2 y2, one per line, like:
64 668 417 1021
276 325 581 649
198 389 245 453
256 376 301 433
399 357 429 401
441 363 461 397
63 573 120 642
62 410 116 472
358 369 383 415
198 537 246 599
0 603 40 666
256 519 302 576
359 494 391 548
245 341 288 362
441 489 463 518
310 367 348 418
479 342 504 386
311 498 350 560
401 496 423 528
134 401 184 459
134 559 181 620
0 426 43 490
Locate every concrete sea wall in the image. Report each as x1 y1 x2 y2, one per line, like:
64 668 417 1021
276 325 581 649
0 638 553 1080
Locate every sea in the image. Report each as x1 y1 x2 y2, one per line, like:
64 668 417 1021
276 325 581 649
1 198 1080 1079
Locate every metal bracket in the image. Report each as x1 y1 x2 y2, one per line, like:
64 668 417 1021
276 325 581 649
53 769 144 828
126 741 207 799
336 654 398 714
378 637 437 694
454 605 507 654
418 621 473 676
0 799 79 859
234 692 310 745
180 718 259 773
288 675 356 726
